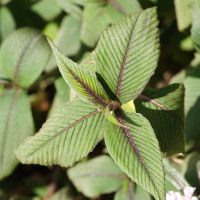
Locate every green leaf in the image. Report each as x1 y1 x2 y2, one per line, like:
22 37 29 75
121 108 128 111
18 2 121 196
31 0 62 21
48 187 74 200
45 16 81 72
114 182 151 200
0 28 51 88
96 7 160 104
56 0 82 20
182 152 200 194
190 1 200 53
81 4 110 47
104 110 165 200
164 159 189 192
80 51 96 73
174 0 193 31
48 38 110 108
0 89 34 180
15 97 107 167
43 22 59 41
54 16 81 57
55 76 70 103
184 65 200 141
134 84 185 157
68 155 126 197
106 0 142 23
0 6 15 43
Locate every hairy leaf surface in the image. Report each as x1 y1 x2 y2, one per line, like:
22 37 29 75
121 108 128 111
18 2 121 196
0 6 15 43
134 84 185 157
104 110 165 200
68 155 126 197
96 7 160 103
31 0 62 21
0 89 34 180
15 98 107 167
48 38 110 108
0 28 51 88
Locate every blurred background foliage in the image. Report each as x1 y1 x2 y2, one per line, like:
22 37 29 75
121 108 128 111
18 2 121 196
0 0 200 199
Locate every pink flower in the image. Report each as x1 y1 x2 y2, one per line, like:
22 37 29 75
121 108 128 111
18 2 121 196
166 187 199 200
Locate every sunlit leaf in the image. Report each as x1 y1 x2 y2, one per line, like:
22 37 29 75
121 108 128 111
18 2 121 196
134 84 185 157
0 89 34 180
96 7 160 104
0 28 51 88
104 110 165 200
31 0 62 21
0 6 15 43
48 38 110 108
68 155 126 197
15 98 107 167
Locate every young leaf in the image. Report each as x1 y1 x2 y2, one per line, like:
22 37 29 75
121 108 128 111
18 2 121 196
190 1 200 53
0 6 15 43
96 7 160 103
182 152 200 194
106 0 142 24
56 0 82 20
15 98 107 167
48 38 110 108
134 84 185 157
48 187 74 200
174 0 193 31
31 0 62 21
0 89 34 180
68 155 126 197
0 28 51 88
114 182 151 200
81 4 110 47
164 159 189 192
104 110 165 200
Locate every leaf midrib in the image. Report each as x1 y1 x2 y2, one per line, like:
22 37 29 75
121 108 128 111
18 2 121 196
14 33 41 85
63 62 108 106
116 111 162 199
0 89 21 169
28 109 102 156
116 12 141 98
110 0 126 14
138 94 183 127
